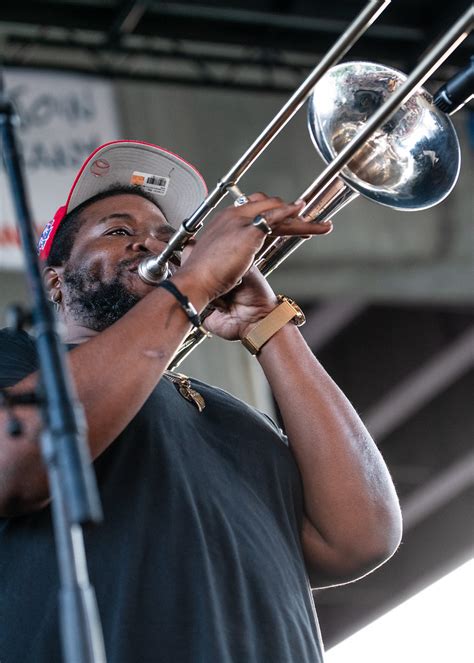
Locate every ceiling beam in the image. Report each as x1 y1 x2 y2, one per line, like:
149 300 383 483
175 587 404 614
144 4 423 41
0 2 422 41
363 326 474 442
107 0 148 42
401 451 474 531
301 299 367 352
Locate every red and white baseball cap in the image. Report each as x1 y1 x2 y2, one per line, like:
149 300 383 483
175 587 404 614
37 140 207 260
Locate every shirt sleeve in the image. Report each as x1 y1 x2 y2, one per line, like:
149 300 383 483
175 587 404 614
259 410 289 446
0 328 38 388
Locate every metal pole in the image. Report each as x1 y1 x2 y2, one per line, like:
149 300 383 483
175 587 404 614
0 77 106 663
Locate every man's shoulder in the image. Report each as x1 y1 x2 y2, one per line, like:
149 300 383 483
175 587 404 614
188 375 288 445
0 327 36 352
0 327 38 388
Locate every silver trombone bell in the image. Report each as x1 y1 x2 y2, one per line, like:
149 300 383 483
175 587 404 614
307 61 461 211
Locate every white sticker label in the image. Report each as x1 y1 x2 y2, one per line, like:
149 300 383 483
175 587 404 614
130 171 170 196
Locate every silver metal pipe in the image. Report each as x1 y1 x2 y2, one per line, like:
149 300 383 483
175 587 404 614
138 0 391 284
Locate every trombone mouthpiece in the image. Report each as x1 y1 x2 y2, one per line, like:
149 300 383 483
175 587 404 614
138 256 170 285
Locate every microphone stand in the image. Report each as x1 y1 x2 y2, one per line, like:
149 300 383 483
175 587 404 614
0 76 107 663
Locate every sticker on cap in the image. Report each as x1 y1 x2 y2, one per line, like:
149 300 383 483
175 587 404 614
90 158 111 176
131 171 170 196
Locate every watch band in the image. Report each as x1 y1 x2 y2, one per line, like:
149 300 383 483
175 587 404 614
241 295 305 355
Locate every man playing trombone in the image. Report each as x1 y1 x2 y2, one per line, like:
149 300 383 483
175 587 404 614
0 140 402 662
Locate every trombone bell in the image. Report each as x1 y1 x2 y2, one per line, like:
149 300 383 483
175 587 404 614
307 61 461 211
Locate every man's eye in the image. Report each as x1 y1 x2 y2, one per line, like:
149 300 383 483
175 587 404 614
106 228 131 236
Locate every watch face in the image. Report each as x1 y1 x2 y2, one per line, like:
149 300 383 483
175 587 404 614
293 307 306 326
278 295 306 326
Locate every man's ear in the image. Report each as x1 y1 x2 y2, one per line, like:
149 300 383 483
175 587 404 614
43 266 64 303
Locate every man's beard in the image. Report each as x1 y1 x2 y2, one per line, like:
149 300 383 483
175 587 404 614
62 264 142 332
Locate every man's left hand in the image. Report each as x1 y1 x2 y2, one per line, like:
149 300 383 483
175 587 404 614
203 266 278 340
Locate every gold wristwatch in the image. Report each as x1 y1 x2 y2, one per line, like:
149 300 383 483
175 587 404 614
241 294 305 355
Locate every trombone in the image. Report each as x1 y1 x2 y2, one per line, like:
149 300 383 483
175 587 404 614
137 1 473 367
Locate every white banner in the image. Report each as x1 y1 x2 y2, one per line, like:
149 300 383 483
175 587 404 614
0 69 121 270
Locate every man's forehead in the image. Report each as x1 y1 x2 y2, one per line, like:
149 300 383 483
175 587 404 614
81 193 171 228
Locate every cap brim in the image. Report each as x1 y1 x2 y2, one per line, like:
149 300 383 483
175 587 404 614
66 140 207 228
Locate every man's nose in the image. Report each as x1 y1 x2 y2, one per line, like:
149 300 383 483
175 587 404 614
130 234 165 254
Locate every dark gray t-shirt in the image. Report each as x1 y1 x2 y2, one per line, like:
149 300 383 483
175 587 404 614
0 328 323 663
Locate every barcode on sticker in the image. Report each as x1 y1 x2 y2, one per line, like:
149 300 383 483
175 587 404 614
145 175 168 186
131 171 170 196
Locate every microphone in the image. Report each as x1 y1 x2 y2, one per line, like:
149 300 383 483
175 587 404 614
433 56 474 115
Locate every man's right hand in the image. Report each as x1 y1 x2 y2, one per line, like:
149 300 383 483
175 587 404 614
175 193 332 304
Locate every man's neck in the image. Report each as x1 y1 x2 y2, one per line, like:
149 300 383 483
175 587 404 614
61 321 99 345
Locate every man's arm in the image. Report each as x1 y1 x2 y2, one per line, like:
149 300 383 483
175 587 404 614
256 323 402 587
201 194 402 586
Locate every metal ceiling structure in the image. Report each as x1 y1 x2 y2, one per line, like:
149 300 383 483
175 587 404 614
0 0 473 92
0 0 473 652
